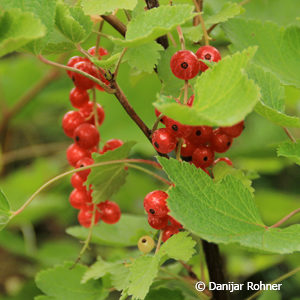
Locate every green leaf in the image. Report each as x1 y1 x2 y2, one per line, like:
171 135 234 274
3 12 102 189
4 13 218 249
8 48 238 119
55 2 93 43
0 9 46 57
124 42 164 73
66 214 152 247
155 47 260 126
277 140 300 165
158 157 300 254
86 141 135 204
35 262 106 300
213 161 254 194
82 257 130 291
158 232 196 262
183 2 244 42
246 64 300 127
0 0 56 54
82 0 137 15
0 190 11 231
111 5 196 47
223 18 300 88
145 288 184 300
126 255 160 300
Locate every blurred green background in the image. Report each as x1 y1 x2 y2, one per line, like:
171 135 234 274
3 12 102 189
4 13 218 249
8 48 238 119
0 0 299 299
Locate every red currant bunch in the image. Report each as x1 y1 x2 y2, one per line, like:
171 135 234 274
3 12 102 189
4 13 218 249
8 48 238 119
143 190 182 242
63 46 125 228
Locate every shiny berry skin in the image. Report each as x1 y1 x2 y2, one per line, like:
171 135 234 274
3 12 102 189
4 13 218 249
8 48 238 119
97 200 121 224
170 50 200 80
88 46 109 57
187 94 194 107
75 157 94 180
165 118 192 138
152 128 177 154
69 189 91 209
66 56 86 78
211 129 233 153
148 214 168 230
162 226 180 242
168 216 182 229
138 236 155 254
181 139 197 158
74 123 100 150
80 101 105 126
196 45 221 72
72 61 98 90
102 139 124 153
187 126 213 146
144 190 169 217
69 87 89 109
66 143 91 167
214 157 233 166
71 173 85 190
192 146 215 168
62 111 85 138
220 121 244 138
78 207 101 228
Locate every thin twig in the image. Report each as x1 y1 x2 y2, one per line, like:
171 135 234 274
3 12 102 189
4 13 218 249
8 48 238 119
10 159 170 218
38 55 115 94
113 48 128 79
95 20 104 59
183 80 189 104
246 266 300 300
101 15 127 36
167 32 177 47
283 127 297 143
269 208 300 228
176 139 184 161
123 9 131 21
179 260 199 280
193 0 209 45
177 26 185 50
155 231 163 254
151 114 164 137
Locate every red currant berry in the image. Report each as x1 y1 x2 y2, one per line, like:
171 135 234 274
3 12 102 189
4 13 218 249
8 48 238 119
144 190 169 217
69 87 89 109
170 50 200 80
192 146 215 168
62 111 85 138
162 226 180 242
88 46 109 57
95 70 110 91
154 108 167 124
187 94 194 107
196 45 221 72
211 129 233 153
69 188 91 210
78 207 101 228
187 126 213 146
72 61 98 90
220 121 244 138
168 216 182 229
66 56 86 78
75 157 94 180
214 157 233 166
102 139 124 153
74 123 100 150
165 119 192 138
181 139 197 158
97 200 121 224
71 173 85 190
148 214 168 230
80 101 105 126
152 128 177 154
66 143 91 167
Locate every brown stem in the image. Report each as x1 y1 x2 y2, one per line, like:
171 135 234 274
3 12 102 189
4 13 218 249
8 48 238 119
207 23 218 35
283 127 297 143
269 208 300 228
145 0 169 49
193 0 202 26
202 240 229 300
179 260 199 280
113 47 128 78
101 15 127 37
177 26 185 50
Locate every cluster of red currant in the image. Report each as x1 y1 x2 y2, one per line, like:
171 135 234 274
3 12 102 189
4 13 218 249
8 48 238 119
144 190 182 242
152 46 244 174
62 46 123 228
